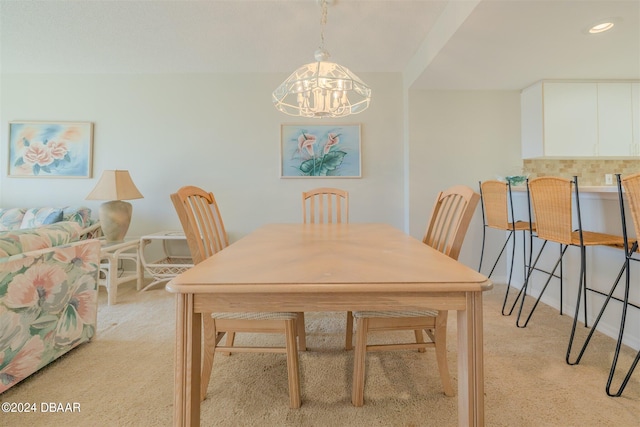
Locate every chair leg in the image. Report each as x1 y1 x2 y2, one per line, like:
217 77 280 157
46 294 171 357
414 329 426 353
434 312 453 397
487 231 514 279
566 257 628 366
609 348 640 397
352 317 368 407
504 238 547 316
501 230 519 315
582 246 589 328
284 319 301 408
478 224 486 272
566 245 588 365
517 244 568 328
222 332 235 356
559 244 564 314
481 229 518 317
345 311 354 350
607 246 640 396
200 315 217 401
297 313 306 351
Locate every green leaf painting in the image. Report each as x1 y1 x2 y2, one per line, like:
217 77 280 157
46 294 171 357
281 125 361 177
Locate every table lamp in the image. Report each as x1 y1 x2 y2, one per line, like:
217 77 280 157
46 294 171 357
86 170 143 242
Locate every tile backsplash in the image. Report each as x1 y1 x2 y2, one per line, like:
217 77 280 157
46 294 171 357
522 158 640 185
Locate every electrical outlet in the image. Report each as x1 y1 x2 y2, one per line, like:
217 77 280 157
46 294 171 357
605 174 613 185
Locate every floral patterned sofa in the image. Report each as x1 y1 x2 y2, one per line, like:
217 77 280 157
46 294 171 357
0 206 101 239
0 220 101 393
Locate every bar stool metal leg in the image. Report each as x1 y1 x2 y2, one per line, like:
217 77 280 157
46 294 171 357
566 174 635 366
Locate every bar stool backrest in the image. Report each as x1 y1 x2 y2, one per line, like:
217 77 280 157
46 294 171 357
528 176 573 245
621 172 640 239
480 180 510 230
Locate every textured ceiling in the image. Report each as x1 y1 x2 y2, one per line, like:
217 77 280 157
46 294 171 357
1 0 638 90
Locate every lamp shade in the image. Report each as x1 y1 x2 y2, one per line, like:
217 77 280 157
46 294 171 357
86 170 143 201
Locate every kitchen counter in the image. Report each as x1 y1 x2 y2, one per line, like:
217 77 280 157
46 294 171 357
512 184 620 198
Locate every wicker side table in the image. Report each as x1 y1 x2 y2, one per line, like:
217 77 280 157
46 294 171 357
139 231 193 291
99 239 143 305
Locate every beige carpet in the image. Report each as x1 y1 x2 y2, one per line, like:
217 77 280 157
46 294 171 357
1 281 639 426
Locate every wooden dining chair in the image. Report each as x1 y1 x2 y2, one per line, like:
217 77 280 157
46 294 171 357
302 187 349 224
301 187 354 349
171 185 304 408
515 176 625 365
478 180 536 315
350 185 480 406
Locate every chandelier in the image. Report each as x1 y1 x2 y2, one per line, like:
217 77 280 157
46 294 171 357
272 0 371 118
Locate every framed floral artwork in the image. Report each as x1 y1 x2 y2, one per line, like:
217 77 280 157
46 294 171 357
8 121 94 178
280 124 361 178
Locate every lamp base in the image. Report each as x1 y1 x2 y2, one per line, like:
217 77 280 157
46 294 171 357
99 200 133 243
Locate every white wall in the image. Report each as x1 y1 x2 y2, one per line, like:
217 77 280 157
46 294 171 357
408 90 522 271
1 72 404 242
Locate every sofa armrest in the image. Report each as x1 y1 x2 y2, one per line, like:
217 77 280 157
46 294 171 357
80 221 103 240
0 238 101 393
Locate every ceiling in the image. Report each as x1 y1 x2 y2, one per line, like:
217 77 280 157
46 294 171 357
1 0 638 90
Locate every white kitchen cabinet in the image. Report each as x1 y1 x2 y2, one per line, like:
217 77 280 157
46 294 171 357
521 80 640 158
597 83 633 156
544 82 598 156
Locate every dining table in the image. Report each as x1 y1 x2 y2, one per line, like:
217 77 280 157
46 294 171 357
166 223 492 426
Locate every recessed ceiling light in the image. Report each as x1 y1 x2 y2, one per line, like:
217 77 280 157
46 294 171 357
589 22 615 34
584 17 621 35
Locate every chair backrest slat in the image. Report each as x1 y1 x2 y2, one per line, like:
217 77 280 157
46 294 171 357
302 187 349 224
423 185 480 260
171 185 228 265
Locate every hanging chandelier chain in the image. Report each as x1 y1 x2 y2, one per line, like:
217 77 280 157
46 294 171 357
319 0 327 51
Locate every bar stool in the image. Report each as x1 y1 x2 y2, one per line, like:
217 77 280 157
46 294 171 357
565 173 639 395
516 176 626 365
478 180 535 315
607 173 640 395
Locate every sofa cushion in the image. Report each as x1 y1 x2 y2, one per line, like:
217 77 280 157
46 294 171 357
0 222 82 259
62 206 92 228
20 208 64 229
0 208 27 231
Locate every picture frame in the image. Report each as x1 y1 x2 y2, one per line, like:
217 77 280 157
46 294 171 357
8 121 94 178
280 123 361 178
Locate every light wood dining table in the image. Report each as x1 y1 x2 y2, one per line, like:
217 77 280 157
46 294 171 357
166 223 492 426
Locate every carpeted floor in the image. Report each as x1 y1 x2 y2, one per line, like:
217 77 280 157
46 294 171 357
1 281 639 426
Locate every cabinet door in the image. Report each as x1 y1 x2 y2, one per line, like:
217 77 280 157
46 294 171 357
598 83 633 156
521 82 543 158
543 83 598 156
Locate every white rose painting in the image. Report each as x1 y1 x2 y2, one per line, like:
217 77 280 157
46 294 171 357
8 122 93 178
